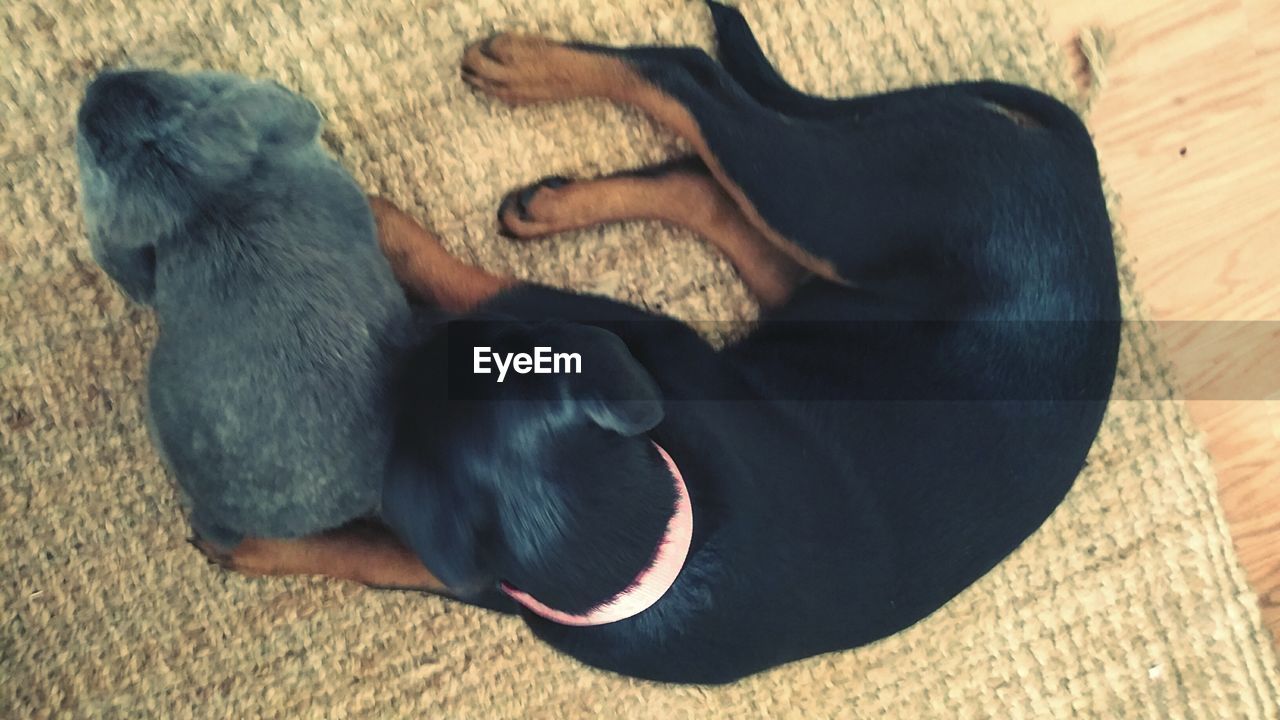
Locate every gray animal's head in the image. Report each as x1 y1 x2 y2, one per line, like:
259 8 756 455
75 70 321 304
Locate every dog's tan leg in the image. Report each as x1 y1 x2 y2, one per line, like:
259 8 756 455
193 520 449 593
460 34 843 285
369 196 516 313
498 163 806 307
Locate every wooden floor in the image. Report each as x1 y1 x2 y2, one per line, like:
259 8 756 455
1048 0 1280 646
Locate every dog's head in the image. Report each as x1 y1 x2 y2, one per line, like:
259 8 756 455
75 69 321 303
384 320 681 614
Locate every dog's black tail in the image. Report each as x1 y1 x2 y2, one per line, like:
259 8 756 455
708 1 1090 135
706 0 840 116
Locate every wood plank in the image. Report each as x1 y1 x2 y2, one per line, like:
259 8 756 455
1048 0 1280 646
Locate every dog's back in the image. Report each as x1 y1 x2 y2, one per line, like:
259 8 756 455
148 151 409 543
453 5 1120 683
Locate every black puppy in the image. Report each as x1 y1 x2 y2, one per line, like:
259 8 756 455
218 2 1120 684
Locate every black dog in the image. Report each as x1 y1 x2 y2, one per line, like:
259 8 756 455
218 1 1120 684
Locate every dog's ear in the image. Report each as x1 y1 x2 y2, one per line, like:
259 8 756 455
554 324 665 436
381 451 496 594
90 237 156 305
380 336 498 594
232 80 322 147
158 100 257 184
77 150 165 305
161 80 320 184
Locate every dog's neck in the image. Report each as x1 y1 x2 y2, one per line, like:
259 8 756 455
499 441 693 626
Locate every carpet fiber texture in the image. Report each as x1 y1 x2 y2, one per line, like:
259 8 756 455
2 0 1278 717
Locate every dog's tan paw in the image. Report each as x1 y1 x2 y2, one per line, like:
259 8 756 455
189 536 289 577
496 176 576 238
190 535 233 567
461 34 616 104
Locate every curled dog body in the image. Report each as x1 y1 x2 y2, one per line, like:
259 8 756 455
139 2 1120 685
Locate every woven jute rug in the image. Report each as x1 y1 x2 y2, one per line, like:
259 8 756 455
3 0 1278 716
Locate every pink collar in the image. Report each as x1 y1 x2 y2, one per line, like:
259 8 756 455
499 441 693 626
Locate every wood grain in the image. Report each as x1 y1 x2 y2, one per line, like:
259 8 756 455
1050 0 1280 646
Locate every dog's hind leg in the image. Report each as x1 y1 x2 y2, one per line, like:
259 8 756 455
459 25 1088 307
496 158 806 307
192 520 451 593
460 32 848 287
369 197 516 312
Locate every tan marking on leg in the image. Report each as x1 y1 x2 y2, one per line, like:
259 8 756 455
369 196 516 312
193 521 449 593
500 168 806 306
461 33 846 285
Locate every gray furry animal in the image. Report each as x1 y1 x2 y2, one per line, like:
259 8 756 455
75 69 410 547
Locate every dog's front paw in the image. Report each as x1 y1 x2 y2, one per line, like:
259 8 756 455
189 535 286 578
461 34 612 104
497 175 576 238
190 534 236 569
